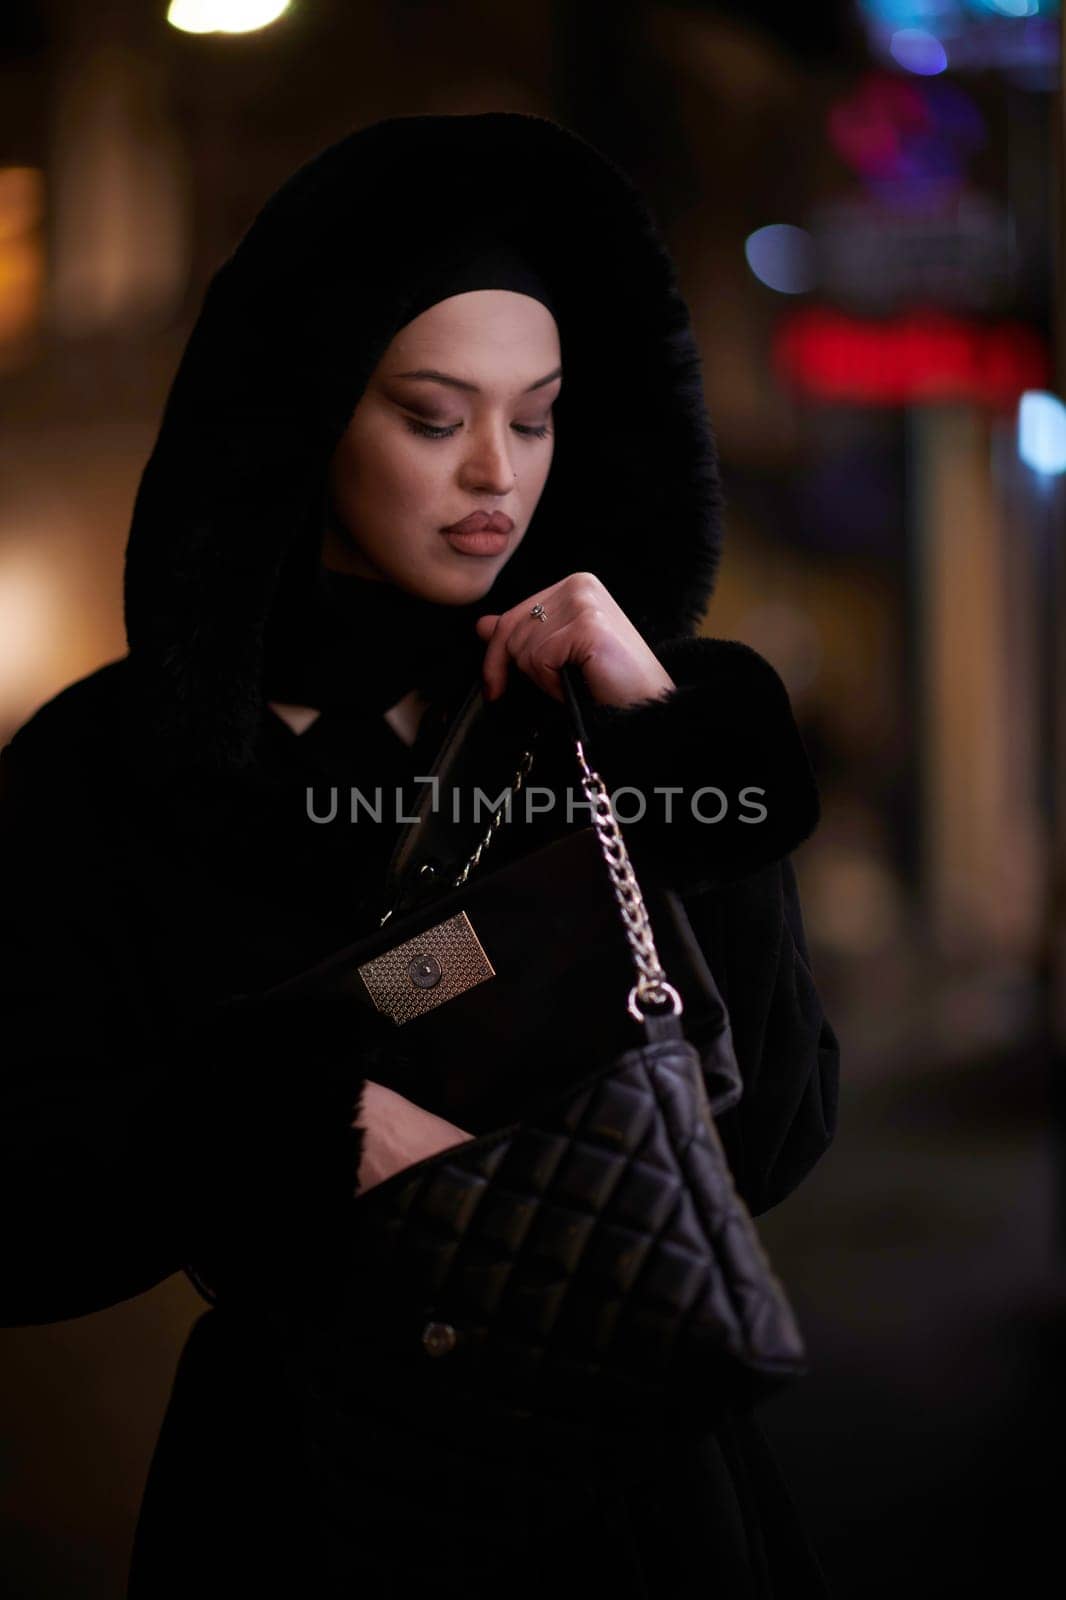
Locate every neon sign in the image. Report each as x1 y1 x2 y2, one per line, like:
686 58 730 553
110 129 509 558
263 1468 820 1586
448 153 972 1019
774 307 1049 407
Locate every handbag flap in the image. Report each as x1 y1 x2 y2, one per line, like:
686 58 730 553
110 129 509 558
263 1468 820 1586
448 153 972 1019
231 822 739 1134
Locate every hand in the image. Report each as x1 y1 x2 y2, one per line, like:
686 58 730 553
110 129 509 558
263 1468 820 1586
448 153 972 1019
354 1080 473 1194
474 572 677 709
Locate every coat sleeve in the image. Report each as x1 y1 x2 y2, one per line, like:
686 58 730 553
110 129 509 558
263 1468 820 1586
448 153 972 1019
684 856 841 1217
0 728 367 1327
571 634 822 895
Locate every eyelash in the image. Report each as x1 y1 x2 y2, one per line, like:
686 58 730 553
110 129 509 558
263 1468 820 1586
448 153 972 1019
403 418 553 441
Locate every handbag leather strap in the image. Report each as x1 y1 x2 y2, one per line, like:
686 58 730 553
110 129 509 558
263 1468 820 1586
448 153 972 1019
380 673 545 921
557 659 594 748
383 663 600 918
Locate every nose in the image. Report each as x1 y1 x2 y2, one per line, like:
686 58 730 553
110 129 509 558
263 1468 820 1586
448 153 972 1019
457 420 515 497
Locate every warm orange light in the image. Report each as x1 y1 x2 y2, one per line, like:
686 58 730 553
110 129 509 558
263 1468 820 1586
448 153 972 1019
0 167 45 360
0 551 61 730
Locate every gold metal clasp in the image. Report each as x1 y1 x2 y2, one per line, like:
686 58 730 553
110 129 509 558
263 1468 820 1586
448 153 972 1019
357 910 495 1025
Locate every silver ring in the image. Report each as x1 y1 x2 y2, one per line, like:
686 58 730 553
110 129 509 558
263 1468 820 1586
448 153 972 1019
627 980 683 1023
530 603 548 623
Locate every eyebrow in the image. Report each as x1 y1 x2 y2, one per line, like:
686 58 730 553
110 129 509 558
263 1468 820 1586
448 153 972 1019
391 366 563 395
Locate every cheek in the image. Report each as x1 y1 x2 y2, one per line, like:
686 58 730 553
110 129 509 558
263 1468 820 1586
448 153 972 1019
532 442 555 494
336 426 433 516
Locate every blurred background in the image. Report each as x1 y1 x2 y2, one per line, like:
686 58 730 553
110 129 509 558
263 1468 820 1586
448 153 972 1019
1 0 1063 1594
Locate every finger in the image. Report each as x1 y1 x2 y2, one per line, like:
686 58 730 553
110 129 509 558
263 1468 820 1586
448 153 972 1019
479 613 513 701
510 616 592 704
480 598 551 699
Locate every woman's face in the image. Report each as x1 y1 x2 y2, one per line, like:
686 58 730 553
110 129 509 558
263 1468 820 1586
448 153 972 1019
323 289 561 604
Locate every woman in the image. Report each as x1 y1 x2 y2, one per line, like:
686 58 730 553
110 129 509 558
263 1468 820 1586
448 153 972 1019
0 113 839 1596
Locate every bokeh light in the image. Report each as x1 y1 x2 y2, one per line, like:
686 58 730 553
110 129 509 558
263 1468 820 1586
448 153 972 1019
0 167 45 360
167 0 292 35
977 0 1040 16
0 551 62 726
1017 390 1066 474
775 309 1049 406
744 224 817 294
890 29 950 73
828 73 985 198
861 0 1054 28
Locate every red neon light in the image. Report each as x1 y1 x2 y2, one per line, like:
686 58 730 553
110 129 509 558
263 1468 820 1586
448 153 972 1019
773 307 1049 408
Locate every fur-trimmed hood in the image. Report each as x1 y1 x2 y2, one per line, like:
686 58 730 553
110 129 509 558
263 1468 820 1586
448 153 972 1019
122 111 723 775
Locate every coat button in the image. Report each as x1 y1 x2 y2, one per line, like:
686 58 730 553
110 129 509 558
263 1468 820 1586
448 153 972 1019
421 1320 458 1357
409 953 443 989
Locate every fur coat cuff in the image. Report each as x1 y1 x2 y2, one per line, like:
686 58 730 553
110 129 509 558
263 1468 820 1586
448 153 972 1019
570 636 821 894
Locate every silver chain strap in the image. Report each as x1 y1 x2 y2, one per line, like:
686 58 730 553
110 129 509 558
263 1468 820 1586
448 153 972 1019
571 735 682 1023
379 721 681 1024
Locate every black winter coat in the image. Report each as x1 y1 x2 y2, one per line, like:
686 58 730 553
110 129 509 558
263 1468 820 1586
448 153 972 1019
0 113 840 1597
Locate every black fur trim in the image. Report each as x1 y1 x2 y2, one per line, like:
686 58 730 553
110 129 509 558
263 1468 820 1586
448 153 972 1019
535 636 820 893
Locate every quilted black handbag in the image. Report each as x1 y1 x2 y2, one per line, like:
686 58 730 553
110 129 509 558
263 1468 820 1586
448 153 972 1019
258 664 809 1445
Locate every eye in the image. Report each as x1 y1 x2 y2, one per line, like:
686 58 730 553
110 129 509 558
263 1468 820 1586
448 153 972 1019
402 416 554 442
404 417 460 440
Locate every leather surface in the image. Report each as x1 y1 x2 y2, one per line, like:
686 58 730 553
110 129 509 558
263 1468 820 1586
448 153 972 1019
288 1017 806 1442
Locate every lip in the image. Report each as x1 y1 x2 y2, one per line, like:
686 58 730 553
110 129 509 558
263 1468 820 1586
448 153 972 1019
442 527 511 557
441 511 515 535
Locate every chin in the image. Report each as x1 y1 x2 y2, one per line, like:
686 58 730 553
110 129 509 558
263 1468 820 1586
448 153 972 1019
412 554 507 606
434 576 500 607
